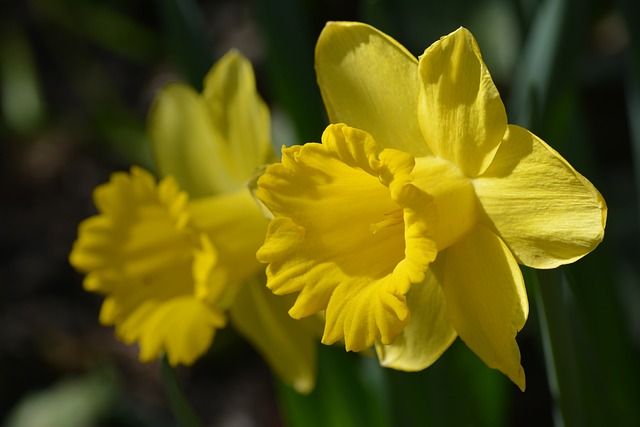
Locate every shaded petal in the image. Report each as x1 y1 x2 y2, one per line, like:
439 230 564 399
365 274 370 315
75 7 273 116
99 266 226 366
418 27 506 177
315 22 429 155
188 189 269 290
230 276 322 394
148 83 239 197
441 224 528 391
474 125 607 269
375 266 457 370
323 274 411 351
139 297 226 366
148 51 272 198
257 124 437 351
412 155 479 251
202 50 274 182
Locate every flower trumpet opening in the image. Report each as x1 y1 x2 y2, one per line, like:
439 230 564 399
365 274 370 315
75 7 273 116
370 208 404 234
257 124 440 351
69 166 229 366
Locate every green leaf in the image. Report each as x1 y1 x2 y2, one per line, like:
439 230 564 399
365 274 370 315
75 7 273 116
154 0 212 90
0 27 46 134
161 355 204 427
5 368 117 427
276 346 391 427
251 0 325 143
511 0 640 425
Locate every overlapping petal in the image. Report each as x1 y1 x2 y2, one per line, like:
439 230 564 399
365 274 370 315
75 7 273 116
100 268 226 366
441 224 528 391
148 51 272 197
230 276 322 394
375 266 457 371
257 124 437 351
148 83 238 197
418 27 506 177
139 297 225 366
315 22 429 156
188 190 269 295
473 125 607 268
202 51 273 183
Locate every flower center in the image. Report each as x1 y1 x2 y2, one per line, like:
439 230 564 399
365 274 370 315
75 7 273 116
370 208 404 234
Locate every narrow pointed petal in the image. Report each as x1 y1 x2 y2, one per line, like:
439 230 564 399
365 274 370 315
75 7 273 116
442 225 528 391
230 277 322 394
474 125 607 269
418 27 507 177
315 22 429 155
375 266 457 371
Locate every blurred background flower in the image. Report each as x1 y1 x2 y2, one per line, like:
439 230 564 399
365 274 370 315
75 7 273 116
1 0 639 426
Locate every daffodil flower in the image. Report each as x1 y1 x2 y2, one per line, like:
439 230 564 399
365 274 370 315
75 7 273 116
256 23 606 390
70 51 320 394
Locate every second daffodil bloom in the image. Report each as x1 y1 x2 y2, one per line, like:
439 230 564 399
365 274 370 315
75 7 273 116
256 23 607 390
70 51 320 394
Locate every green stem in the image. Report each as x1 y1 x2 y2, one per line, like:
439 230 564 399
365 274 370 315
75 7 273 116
160 355 204 427
527 268 586 427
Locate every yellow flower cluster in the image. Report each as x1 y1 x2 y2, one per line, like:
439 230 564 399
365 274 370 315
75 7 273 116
71 23 606 392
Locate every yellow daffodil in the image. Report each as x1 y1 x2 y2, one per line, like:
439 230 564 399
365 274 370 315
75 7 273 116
256 23 606 391
70 51 320 393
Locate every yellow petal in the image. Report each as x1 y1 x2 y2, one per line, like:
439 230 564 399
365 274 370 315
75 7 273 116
257 124 437 351
99 265 227 366
202 50 274 183
418 27 507 177
148 83 239 197
441 224 528 391
411 155 479 251
375 266 457 370
99 267 187 337
149 50 272 198
139 296 226 366
230 276 322 394
188 189 269 291
83 271 119 294
315 22 429 156
473 125 607 269
191 233 221 302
